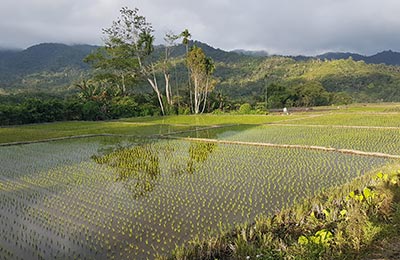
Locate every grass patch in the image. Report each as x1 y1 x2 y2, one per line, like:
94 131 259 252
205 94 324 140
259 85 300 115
0 114 306 144
0 121 193 144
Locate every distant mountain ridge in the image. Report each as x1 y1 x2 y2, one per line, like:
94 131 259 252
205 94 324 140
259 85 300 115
292 50 400 66
231 49 269 57
1 42 400 75
0 43 98 75
0 43 99 92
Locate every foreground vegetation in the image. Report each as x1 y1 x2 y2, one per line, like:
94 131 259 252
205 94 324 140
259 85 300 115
164 165 400 260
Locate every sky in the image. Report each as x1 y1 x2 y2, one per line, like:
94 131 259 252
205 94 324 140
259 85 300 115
1 0 400 55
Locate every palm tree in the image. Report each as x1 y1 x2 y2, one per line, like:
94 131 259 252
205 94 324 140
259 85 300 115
180 29 193 113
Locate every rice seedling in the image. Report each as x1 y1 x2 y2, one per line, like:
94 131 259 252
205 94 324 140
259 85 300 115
0 135 392 259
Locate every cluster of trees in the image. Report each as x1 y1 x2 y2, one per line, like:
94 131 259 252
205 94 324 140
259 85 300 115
0 93 160 125
83 7 216 117
262 81 352 108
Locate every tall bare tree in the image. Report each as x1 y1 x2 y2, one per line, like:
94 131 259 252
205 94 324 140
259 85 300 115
180 29 193 112
187 46 216 114
163 32 180 107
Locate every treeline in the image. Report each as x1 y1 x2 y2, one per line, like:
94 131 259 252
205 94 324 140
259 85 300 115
0 94 161 125
0 87 350 126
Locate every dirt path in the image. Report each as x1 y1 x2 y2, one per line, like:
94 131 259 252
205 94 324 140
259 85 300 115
165 136 400 160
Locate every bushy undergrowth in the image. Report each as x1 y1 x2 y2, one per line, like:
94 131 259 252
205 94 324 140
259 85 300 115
161 167 400 260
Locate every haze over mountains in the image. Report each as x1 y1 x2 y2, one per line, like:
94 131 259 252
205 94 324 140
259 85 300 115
293 50 400 66
1 42 400 69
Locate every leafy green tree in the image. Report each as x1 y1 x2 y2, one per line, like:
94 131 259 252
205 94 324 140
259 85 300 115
109 96 139 118
266 83 291 108
82 101 104 120
76 80 107 102
330 92 353 105
85 7 167 115
187 46 216 114
291 81 330 107
84 44 137 96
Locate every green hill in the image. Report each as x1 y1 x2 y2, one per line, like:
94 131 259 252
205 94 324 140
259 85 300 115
222 56 400 103
1 42 400 104
0 43 97 93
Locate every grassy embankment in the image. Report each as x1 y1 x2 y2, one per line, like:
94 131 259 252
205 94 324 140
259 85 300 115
2 103 399 144
0 114 304 144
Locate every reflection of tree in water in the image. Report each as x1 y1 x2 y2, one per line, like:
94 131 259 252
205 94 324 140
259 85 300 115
186 142 217 174
93 143 160 198
92 140 217 196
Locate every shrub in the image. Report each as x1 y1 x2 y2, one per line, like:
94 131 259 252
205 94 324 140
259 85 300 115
238 103 252 114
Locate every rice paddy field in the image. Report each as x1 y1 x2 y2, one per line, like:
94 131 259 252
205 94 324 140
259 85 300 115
0 104 399 259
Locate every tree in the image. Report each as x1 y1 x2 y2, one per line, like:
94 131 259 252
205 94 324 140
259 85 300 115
180 29 193 112
85 7 167 115
186 46 216 114
291 81 330 107
163 32 180 107
265 83 290 109
84 44 137 96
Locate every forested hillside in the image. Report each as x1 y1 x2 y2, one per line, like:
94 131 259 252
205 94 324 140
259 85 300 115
0 43 97 93
220 56 400 105
1 42 400 106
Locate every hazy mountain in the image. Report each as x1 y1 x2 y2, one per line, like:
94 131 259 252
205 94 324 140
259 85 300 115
231 49 269 57
188 41 246 63
292 50 400 65
367 50 400 65
0 43 99 92
2 42 400 76
316 52 365 61
0 43 98 75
